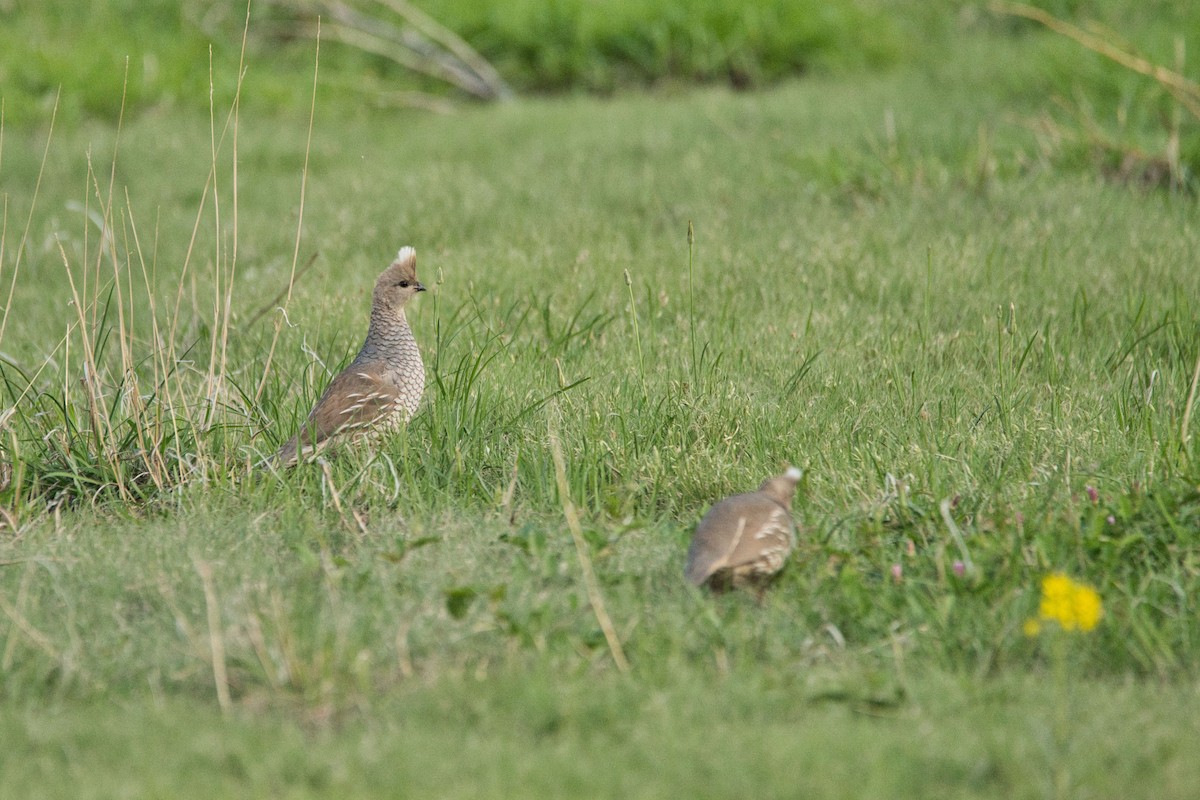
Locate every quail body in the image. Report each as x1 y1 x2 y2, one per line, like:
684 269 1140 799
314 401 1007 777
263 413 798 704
276 247 426 465
685 466 802 594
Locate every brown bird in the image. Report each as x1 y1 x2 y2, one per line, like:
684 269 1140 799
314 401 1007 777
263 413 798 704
685 466 802 596
276 247 426 466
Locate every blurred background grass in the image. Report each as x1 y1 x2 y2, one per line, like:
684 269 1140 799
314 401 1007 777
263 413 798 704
2 1 1198 118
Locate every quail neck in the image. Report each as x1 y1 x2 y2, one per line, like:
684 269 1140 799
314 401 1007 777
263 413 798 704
355 294 422 370
353 247 426 407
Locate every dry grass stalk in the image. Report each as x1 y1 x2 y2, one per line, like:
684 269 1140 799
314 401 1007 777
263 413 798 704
994 3 1196 191
194 556 233 713
255 18 320 404
0 8 271 507
372 0 511 99
318 457 370 534
548 423 630 674
268 0 511 101
0 91 57 351
990 2 1200 121
1182 351 1200 451
0 591 60 664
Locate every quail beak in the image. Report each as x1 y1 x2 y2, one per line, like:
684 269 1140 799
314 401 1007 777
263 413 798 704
415 282 427 292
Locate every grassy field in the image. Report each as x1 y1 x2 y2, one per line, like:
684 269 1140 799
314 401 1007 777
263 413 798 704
2 4 1200 798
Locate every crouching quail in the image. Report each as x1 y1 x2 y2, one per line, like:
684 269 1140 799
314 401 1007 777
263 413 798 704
276 247 426 466
685 466 802 596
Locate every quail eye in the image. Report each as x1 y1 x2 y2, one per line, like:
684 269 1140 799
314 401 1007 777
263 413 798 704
398 280 410 288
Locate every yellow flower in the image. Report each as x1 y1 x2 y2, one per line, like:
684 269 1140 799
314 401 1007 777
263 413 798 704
1035 572 1103 633
1071 583 1103 632
1022 618 1042 637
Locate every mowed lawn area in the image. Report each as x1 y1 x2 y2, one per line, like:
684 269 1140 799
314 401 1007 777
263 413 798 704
2 9 1199 799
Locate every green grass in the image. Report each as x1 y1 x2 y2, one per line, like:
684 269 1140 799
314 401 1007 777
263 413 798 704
420 0 904 91
0 0 905 124
5 676 1200 798
2 7 1200 799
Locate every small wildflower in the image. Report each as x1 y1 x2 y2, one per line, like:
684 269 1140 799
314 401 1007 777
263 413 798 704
890 563 902 583
952 560 966 578
1106 515 1115 525
1022 618 1041 637
1085 485 1099 504
1033 572 1103 633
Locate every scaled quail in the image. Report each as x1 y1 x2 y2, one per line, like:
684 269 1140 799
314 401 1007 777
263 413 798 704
685 466 802 595
276 247 426 465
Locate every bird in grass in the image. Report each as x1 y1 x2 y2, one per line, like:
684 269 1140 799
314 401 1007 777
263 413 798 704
685 466 802 597
276 247 426 466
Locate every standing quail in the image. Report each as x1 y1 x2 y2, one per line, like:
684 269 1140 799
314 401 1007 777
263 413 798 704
276 247 426 466
685 466 802 595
